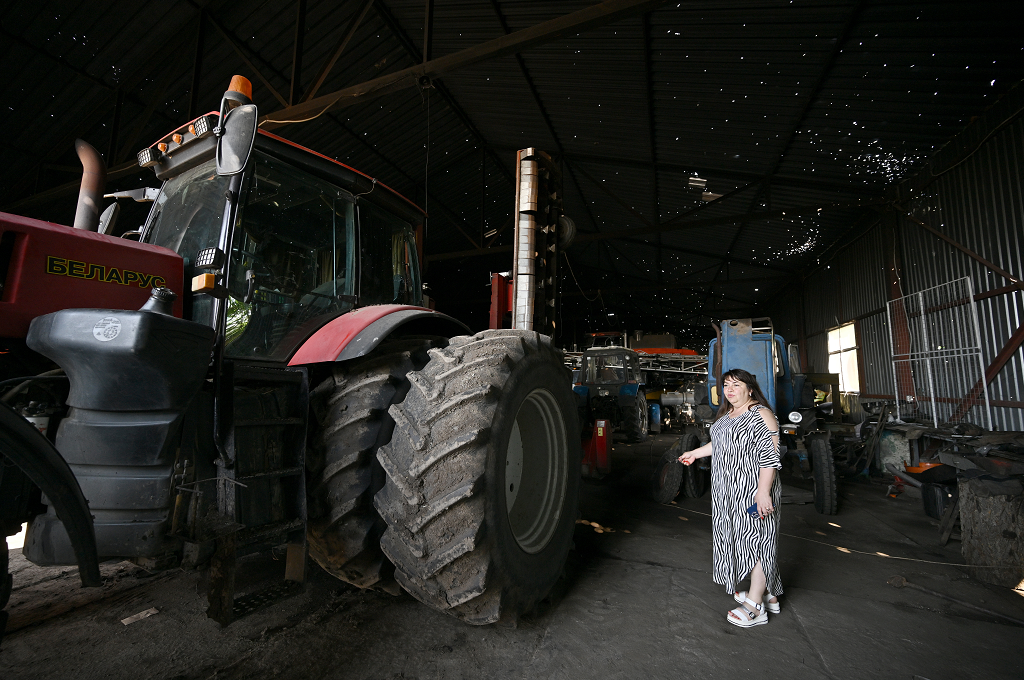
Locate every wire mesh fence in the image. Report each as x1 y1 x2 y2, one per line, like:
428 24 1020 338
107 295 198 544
886 277 992 428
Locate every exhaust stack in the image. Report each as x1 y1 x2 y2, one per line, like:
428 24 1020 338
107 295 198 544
72 139 106 231
512 149 539 330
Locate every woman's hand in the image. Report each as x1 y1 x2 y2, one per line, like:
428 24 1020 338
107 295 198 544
677 440 712 466
755 489 774 518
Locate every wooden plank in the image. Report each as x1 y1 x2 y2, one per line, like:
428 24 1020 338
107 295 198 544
284 542 307 583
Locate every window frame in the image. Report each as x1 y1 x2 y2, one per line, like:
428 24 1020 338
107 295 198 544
827 321 861 393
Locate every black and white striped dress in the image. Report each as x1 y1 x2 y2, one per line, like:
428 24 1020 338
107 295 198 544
709 404 783 596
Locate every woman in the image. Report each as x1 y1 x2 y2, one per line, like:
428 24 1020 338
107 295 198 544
679 368 783 628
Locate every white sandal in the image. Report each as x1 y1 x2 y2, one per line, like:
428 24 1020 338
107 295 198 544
733 590 781 614
727 598 768 627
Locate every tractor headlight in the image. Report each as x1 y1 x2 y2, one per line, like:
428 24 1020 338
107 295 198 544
788 411 803 424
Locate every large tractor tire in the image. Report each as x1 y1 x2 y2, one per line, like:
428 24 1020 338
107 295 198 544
623 393 649 443
811 437 838 515
375 330 580 625
680 433 710 499
306 339 435 589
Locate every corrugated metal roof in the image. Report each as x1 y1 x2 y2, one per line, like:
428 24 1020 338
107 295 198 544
2 0 1023 342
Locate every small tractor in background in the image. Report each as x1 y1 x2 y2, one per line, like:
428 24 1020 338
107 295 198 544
573 346 649 445
0 77 582 633
652 317 843 514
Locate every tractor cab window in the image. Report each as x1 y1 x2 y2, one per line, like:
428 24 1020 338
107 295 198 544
628 354 642 383
584 354 627 385
223 153 356 361
144 160 230 281
357 201 421 306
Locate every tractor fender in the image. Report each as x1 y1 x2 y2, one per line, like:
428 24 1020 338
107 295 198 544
617 383 641 408
0 403 101 587
618 383 640 397
288 304 470 366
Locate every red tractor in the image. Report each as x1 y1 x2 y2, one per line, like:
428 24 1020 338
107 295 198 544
0 77 580 629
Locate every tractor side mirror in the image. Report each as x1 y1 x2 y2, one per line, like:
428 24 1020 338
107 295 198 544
97 202 119 235
216 104 258 176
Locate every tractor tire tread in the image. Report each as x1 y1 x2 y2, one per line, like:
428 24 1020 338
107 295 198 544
306 339 435 589
374 329 572 625
812 438 839 515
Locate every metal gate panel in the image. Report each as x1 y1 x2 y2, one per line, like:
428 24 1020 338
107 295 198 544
887 277 992 428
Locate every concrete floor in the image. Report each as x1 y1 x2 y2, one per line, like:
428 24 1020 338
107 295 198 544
2 433 1023 679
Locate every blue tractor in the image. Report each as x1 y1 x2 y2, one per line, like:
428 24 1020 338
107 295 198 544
653 318 841 514
574 347 649 443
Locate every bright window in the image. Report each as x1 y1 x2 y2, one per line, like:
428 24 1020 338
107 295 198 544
827 322 860 392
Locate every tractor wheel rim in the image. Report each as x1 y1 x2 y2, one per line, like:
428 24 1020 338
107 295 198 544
506 388 568 554
658 463 671 489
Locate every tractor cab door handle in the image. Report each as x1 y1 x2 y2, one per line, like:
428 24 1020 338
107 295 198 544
243 270 256 304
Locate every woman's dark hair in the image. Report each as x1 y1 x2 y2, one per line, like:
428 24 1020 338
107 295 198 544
716 368 771 417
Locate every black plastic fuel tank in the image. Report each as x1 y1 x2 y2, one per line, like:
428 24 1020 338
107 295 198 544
24 304 215 564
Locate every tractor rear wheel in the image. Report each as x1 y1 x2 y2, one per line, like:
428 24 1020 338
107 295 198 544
375 330 580 624
680 433 710 498
623 393 649 443
811 438 838 515
306 339 435 589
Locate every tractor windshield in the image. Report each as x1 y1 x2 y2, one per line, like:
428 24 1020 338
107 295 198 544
222 153 356 361
145 160 230 272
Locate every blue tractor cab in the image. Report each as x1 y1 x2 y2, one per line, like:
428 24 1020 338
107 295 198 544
707 318 804 416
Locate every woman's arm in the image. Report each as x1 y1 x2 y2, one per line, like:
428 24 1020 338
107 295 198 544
754 407 780 517
678 440 712 466
754 467 775 517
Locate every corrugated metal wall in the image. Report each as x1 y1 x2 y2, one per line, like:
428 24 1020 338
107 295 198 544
898 119 1024 430
859 312 892 396
768 117 1024 430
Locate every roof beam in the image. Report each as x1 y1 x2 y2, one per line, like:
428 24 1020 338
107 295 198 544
261 0 669 128
572 199 882 244
487 0 604 241
615 237 798 275
423 198 876 263
571 161 654 228
764 1 866 180
489 0 564 154
426 226 802 275
562 267 777 305
542 150 881 197
289 0 308 106
372 0 513 184
642 12 663 284
203 7 289 108
301 0 376 102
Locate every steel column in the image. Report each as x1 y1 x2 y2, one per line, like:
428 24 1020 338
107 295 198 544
289 0 307 106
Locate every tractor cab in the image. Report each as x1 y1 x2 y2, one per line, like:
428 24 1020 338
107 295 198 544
136 106 423 363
